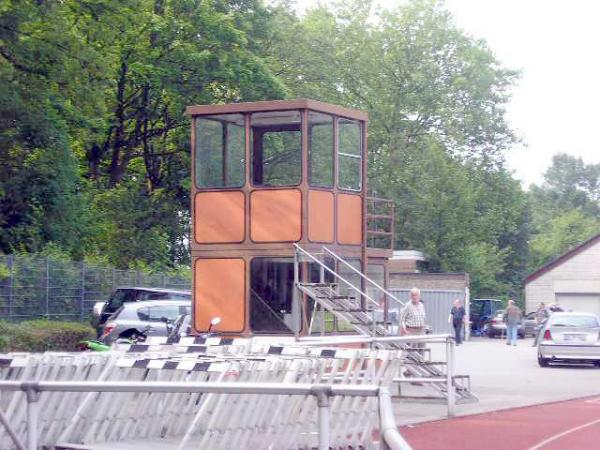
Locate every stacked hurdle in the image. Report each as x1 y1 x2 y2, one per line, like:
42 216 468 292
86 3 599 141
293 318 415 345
0 341 402 450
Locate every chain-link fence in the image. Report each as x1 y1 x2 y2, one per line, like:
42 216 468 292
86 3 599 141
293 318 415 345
0 255 191 322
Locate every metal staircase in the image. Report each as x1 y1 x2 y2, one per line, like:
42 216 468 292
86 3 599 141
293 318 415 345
293 244 478 404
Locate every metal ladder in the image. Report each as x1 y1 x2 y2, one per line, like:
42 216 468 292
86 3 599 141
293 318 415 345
293 244 478 404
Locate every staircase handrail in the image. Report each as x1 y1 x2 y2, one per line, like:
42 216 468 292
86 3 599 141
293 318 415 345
322 246 405 308
293 244 379 309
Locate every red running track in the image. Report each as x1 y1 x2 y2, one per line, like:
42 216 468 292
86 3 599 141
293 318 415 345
400 396 600 450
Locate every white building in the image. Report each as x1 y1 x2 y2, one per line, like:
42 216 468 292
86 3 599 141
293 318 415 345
524 233 600 315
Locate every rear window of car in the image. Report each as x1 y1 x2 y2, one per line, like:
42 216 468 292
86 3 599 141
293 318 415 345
136 305 191 322
550 315 600 328
138 292 191 301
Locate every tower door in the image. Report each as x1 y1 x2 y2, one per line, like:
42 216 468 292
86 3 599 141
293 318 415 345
250 258 299 333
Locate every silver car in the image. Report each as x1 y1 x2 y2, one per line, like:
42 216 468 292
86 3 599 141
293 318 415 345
537 312 600 367
100 300 191 345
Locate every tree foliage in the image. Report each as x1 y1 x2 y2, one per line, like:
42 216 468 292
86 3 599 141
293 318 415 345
267 0 526 297
0 0 561 301
528 154 600 271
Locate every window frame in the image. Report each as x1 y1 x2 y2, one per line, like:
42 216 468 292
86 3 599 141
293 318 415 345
194 114 246 190
308 111 334 188
336 117 363 192
250 111 303 188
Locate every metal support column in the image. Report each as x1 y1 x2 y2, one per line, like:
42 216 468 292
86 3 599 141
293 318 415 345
319 258 325 335
446 337 456 417
316 391 330 450
80 262 86 321
293 248 300 341
45 259 50 318
25 386 40 450
7 254 13 321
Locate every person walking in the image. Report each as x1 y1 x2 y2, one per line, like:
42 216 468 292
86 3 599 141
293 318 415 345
503 299 522 346
448 299 467 345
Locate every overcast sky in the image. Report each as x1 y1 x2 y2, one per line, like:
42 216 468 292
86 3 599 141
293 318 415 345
296 0 600 187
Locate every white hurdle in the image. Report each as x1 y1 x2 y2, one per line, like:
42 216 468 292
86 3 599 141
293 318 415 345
0 340 409 450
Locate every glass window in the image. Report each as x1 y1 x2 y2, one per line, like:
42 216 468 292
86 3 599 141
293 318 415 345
250 258 297 333
195 114 245 188
550 315 599 328
252 111 301 186
137 305 189 322
107 289 137 313
338 119 362 191
338 258 362 300
309 112 333 187
139 291 191 301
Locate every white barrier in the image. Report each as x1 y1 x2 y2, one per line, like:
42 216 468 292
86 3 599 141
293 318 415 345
0 342 407 450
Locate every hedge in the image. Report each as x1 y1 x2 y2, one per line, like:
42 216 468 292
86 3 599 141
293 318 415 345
0 320 95 352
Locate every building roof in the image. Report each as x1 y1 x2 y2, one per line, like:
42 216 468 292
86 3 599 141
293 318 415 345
185 99 369 122
524 233 600 285
391 250 427 261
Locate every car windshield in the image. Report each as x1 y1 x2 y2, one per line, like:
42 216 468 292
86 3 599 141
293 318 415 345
550 315 599 328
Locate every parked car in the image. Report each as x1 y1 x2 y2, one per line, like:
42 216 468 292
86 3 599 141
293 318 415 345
522 312 540 337
537 312 600 367
100 300 191 345
482 310 526 339
470 299 503 335
91 287 191 336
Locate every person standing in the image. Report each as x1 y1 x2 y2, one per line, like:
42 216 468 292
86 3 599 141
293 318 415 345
535 302 549 325
400 287 427 349
448 299 467 345
503 299 522 346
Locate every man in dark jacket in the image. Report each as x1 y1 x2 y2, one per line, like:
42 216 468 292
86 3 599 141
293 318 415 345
448 299 467 345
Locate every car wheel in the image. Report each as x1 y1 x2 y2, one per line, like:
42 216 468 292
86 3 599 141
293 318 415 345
538 354 550 367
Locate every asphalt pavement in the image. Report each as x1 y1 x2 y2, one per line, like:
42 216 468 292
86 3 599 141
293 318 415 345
394 336 600 425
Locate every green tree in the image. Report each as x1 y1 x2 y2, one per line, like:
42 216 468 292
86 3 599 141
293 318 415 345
527 153 600 271
268 0 526 298
529 209 600 271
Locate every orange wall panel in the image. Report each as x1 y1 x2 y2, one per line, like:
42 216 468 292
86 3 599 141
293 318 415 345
337 193 362 245
250 189 302 242
308 190 334 242
194 191 245 243
194 258 245 333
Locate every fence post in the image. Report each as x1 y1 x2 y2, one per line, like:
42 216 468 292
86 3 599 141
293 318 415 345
7 254 14 321
136 270 141 286
45 258 50 318
25 385 40 450
315 390 330 450
80 262 86 321
446 336 456 417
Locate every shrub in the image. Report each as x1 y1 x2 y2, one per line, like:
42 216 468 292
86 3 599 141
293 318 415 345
0 320 95 352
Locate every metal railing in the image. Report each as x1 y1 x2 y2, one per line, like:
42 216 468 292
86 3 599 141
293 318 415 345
294 244 381 335
293 244 380 310
367 197 395 250
300 334 458 417
0 380 411 450
322 246 405 308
